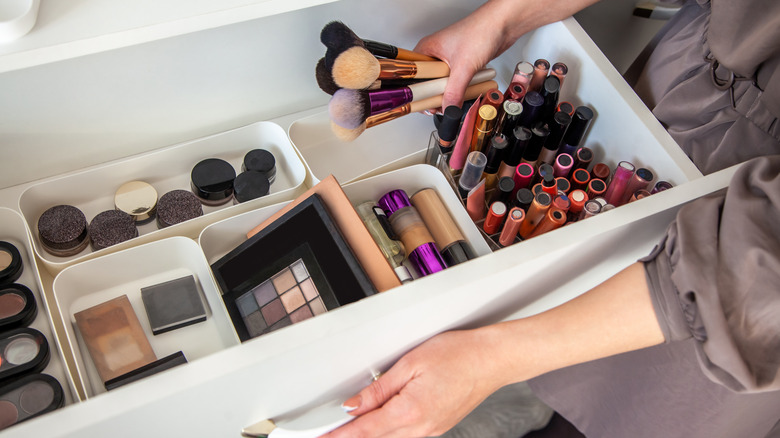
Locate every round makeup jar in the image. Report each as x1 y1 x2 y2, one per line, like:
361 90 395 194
114 181 158 225
233 171 270 204
0 373 64 431
0 241 22 286
190 158 236 206
0 284 37 331
37 205 89 257
88 210 139 251
242 149 276 185
0 328 50 382
156 190 204 229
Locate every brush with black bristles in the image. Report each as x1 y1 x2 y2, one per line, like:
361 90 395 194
321 21 437 62
328 69 496 129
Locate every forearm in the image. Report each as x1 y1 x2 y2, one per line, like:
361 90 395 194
481 262 665 386
483 0 603 42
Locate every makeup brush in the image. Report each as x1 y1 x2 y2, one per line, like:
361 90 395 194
331 80 498 142
331 55 451 90
321 21 436 62
316 57 447 95
329 69 496 129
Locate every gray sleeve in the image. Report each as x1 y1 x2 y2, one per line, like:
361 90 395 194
642 155 780 393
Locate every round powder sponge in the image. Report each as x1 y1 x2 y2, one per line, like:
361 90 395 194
37 205 89 257
157 190 204 229
88 210 138 251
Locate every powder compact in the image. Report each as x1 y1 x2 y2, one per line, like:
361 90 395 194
190 158 236 206
0 374 64 431
0 328 50 383
0 242 22 286
233 171 270 204
0 284 37 332
242 149 276 185
88 210 139 251
211 193 376 342
37 205 89 257
114 181 158 225
156 190 204 228
140 275 207 335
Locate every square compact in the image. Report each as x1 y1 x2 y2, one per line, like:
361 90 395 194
140 275 207 335
211 193 376 342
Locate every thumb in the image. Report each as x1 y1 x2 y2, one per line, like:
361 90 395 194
441 65 481 110
341 368 410 416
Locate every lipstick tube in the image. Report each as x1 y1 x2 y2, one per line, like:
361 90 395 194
434 105 463 156
483 89 504 113
556 178 571 195
578 199 602 220
567 189 588 221
557 101 574 116
620 167 654 206
511 61 534 88
498 100 523 140
498 126 532 179
528 59 550 93
573 147 594 171
355 202 412 283
651 181 673 193
527 207 566 239
630 189 652 202
551 62 568 88
591 162 611 181
503 83 526 103
513 188 534 212
470 105 498 153
553 153 574 178
498 207 525 247
539 75 560 123
483 201 508 235
559 106 594 157
518 91 544 128
603 161 636 206
492 176 515 206
521 123 550 166
546 111 571 157
519 191 552 239
587 178 607 199
411 188 475 266
378 190 447 277
458 151 488 198
552 192 570 212
541 173 557 197
513 162 535 193
483 134 509 191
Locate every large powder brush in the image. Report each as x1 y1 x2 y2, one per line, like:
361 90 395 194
320 21 436 62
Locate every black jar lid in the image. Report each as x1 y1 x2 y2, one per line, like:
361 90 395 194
0 284 37 331
190 158 236 203
233 171 271 204
0 241 23 286
242 149 276 184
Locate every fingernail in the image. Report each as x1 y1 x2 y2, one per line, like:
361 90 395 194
423 110 434 116
341 395 361 412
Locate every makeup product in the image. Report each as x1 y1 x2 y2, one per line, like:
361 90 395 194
466 180 487 222
449 93 483 172
242 149 277 185
470 104 498 153
621 167 654 206
559 106 594 157
512 162 534 193
233 171 271 204
241 399 354 438
331 58 451 90
219 194 377 340
521 123 550 166
651 181 674 193
0 242 22 286
482 88 504 113
355 202 412 283
156 189 204 229
573 147 594 171
510 61 534 88
503 83 526 103
629 189 652 202
492 177 515 206
536 162 554 183
518 91 544 128
532 183 543 196
527 207 567 239
482 134 508 191
540 173 557 197
498 126 532 179
0 328 50 383
513 188 534 212
579 199 602 220
435 106 464 155
556 101 574 116
539 75 560 122
247 176 401 293
498 100 523 139
88 210 138 252
567 189 588 221
591 162 611 181
0 373 64 431
378 190 447 277
74 295 157 383
320 21 436 62
519 192 552 239
545 111 571 159
0 284 36 331
114 181 157 225
570 168 591 191
104 351 187 391
556 177 571 194
498 207 525 247
603 161 636 206
550 62 568 88
528 59 550 93
601 204 616 213
457 151 487 198
587 179 607 199
483 202 507 235
553 153 574 178
37 205 89 257
552 192 571 212
190 158 236 206
141 275 207 335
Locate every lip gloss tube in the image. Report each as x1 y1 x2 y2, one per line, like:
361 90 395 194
591 162 611 181
557 101 574 116
355 202 413 283
519 191 552 239
498 126 532 179
411 188 475 266
470 105 498 153
498 207 525 247
546 112 571 157
620 167 654 205
539 75 560 122
513 162 535 193
552 191 570 212
521 123 550 166
551 62 568 88
630 189 651 203
483 134 509 192
651 181 673 193
458 151 487 198
603 161 636 206
528 59 550 93
578 199 602 220
434 105 464 156
527 207 566 239
518 91 544 128
511 61 534 88
483 88 505 113
503 83 526 103
492 176 515 206
499 100 524 139
559 106 594 157
570 168 590 192
513 188 534 212
567 189 588 221
573 147 594 171
378 190 447 277
587 178 607 199
483 201 508 235
466 180 487 222
541 173 557 197
553 153 574 178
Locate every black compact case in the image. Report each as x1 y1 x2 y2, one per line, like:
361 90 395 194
0 328 50 383
211 193 376 342
0 284 38 331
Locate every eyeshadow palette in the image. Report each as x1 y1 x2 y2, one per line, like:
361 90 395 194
0 374 64 431
212 193 376 342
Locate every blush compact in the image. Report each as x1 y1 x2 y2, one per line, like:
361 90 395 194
0 284 37 332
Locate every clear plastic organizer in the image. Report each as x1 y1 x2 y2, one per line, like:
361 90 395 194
50 236 239 399
18 121 308 276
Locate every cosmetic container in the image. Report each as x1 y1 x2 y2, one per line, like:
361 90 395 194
603 161 636 206
457 151 487 198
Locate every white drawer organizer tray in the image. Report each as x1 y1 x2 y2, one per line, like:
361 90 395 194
19 121 307 276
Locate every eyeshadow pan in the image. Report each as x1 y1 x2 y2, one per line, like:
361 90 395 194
299 278 319 301
0 294 26 319
236 292 259 317
309 297 327 316
252 281 277 308
261 299 285 326
289 306 313 323
5 336 38 365
0 251 11 271
19 381 53 414
280 287 305 313
0 401 17 429
272 269 297 294
290 260 309 282
243 311 267 338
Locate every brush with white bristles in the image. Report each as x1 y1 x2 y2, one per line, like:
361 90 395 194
330 53 451 90
331 80 499 142
329 68 496 129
